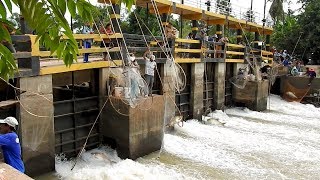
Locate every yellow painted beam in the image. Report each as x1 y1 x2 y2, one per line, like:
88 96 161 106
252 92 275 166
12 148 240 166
262 57 273 61
62 33 123 40
149 5 172 14
207 19 225 25
182 13 202 20
39 47 121 57
226 43 245 49
225 59 245 63
175 38 200 44
110 14 121 19
29 35 40 56
261 50 273 55
40 60 123 75
226 51 244 55
175 58 201 63
175 48 201 53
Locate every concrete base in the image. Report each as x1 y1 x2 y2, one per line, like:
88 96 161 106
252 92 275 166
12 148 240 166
101 95 165 159
233 80 269 111
214 63 226 110
18 75 55 177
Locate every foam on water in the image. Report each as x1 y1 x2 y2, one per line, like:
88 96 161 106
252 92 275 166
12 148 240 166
55 95 320 179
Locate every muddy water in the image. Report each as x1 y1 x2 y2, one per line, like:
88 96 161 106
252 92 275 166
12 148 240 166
36 95 320 180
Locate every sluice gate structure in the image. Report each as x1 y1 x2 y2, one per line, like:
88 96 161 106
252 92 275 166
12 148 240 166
0 0 273 177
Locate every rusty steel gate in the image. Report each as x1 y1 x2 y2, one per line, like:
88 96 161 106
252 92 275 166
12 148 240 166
53 71 100 158
175 63 192 120
203 63 216 114
225 63 234 107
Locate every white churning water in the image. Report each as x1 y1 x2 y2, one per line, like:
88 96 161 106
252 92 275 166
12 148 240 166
55 95 320 180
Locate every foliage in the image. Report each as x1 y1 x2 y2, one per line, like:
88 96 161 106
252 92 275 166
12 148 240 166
271 15 302 54
72 5 110 33
0 0 135 80
271 0 320 64
125 7 161 36
268 0 287 23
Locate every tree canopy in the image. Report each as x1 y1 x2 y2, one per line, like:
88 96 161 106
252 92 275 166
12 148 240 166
271 0 320 64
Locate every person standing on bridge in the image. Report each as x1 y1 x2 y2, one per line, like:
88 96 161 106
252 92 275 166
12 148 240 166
82 22 94 63
143 47 157 96
0 117 25 173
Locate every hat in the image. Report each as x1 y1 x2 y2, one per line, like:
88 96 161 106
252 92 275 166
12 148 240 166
0 117 19 129
130 56 136 62
150 55 155 60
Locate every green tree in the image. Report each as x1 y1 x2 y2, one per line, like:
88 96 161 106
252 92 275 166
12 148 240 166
268 0 287 23
0 0 135 80
125 7 161 36
72 5 110 33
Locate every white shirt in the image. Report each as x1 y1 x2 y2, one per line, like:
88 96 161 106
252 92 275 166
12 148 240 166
145 58 156 76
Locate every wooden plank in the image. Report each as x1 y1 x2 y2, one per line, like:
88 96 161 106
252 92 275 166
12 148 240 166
226 51 244 55
39 47 121 57
175 48 201 53
226 43 245 49
0 100 18 109
175 58 201 63
175 38 200 44
40 60 123 75
261 50 273 55
225 59 244 63
262 56 273 61
62 33 123 40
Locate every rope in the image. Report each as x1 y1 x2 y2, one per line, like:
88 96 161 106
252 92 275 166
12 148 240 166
71 96 109 170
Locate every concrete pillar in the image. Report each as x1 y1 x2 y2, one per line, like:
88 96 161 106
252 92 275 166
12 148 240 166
190 63 204 120
266 35 271 51
214 63 226 110
254 32 260 49
236 29 242 44
216 24 223 39
18 75 55 177
161 62 176 126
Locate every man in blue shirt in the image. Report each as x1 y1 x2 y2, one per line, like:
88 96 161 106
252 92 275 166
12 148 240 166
0 117 25 173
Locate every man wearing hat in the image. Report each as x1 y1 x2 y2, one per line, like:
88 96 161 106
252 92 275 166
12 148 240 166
0 117 25 173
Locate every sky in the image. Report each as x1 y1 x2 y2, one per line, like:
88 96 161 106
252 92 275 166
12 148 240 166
9 0 302 24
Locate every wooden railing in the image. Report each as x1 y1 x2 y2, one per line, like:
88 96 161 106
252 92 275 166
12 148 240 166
29 33 123 58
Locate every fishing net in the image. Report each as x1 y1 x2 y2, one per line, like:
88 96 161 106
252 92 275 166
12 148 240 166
171 61 187 93
229 75 248 89
109 67 150 108
282 80 310 102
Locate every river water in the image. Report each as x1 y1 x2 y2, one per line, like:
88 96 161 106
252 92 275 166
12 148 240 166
37 95 320 180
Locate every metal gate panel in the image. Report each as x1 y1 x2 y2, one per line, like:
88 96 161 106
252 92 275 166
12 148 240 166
203 62 216 113
54 96 99 157
175 63 192 120
152 64 163 95
225 63 234 106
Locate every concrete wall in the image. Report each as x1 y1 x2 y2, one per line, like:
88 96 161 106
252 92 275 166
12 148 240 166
233 80 269 111
101 96 164 159
18 75 55 177
161 62 176 126
191 63 204 120
214 63 226 110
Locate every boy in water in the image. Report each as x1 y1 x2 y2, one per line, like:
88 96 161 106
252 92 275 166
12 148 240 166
0 117 25 173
